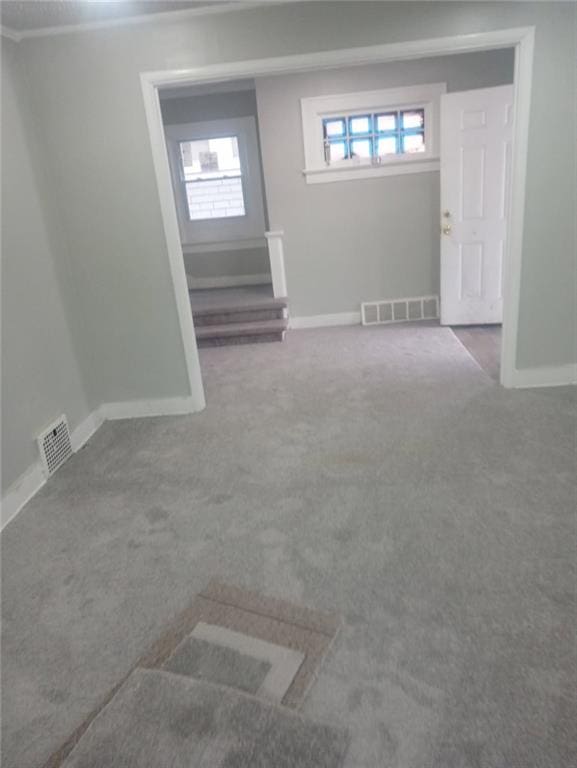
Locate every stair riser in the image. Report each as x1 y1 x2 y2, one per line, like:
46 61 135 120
198 332 285 348
194 309 284 327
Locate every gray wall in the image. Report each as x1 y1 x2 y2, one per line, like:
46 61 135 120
13 0 577 418
161 88 259 126
161 88 270 282
1 40 91 492
182 247 270 281
256 49 515 316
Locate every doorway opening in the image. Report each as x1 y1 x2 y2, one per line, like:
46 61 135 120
159 80 288 349
141 28 535 408
440 83 515 382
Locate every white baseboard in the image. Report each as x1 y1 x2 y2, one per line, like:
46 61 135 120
1 462 46 530
290 311 361 329
1 395 203 530
509 363 577 389
70 409 105 451
187 273 271 290
100 396 200 420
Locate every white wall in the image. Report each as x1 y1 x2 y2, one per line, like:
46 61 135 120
1 40 91 493
255 49 514 316
9 0 577 409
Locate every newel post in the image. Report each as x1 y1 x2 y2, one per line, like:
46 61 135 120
265 230 287 299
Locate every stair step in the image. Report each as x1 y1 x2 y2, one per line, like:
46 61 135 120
197 331 285 348
194 306 285 327
192 297 288 317
196 318 288 340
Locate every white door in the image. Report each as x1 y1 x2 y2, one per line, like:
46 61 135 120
440 85 513 325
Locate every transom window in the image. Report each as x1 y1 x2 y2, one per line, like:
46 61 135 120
300 83 445 184
322 109 425 164
178 136 246 221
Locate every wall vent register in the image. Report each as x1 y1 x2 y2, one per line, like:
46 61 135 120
37 415 73 476
361 295 439 326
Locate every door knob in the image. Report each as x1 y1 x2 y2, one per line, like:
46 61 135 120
441 224 452 235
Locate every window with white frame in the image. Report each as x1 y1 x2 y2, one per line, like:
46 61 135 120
300 83 446 184
323 109 425 163
164 116 267 248
178 136 246 220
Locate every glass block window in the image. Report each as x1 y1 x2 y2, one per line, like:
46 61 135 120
322 107 425 163
178 136 246 220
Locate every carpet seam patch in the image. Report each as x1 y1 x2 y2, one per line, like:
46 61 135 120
199 586 339 638
201 579 341 634
62 669 350 768
42 581 341 768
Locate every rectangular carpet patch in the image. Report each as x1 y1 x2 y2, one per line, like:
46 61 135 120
43 580 341 768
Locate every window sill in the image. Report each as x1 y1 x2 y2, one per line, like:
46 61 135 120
302 157 440 185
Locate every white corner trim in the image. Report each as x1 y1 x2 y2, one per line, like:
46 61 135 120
499 26 535 388
2 1 290 41
186 273 271 290
141 78 206 412
70 409 105 452
304 159 440 184
290 312 361 329
100 396 200 421
508 364 577 389
1 463 46 530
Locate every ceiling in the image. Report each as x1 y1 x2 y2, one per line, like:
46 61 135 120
0 1 231 33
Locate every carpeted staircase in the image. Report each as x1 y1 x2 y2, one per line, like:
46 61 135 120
193 296 289 347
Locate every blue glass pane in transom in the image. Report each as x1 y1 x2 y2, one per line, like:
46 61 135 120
348 115 372 135
350 138 372 158
401 132 425 153
328 140 348 162
376 113 397 133
377 136 398 156
323 118 346 138
401 109 425 130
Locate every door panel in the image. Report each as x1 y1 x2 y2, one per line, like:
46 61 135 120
440 85 513 325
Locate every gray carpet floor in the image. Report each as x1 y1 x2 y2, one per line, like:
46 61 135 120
452 325 502 381
2 324 576 768
61 669 348 768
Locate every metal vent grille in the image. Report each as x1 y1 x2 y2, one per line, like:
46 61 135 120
361 295 439 326
37 416 72 476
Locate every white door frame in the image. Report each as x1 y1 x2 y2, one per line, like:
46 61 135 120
141 26 535 390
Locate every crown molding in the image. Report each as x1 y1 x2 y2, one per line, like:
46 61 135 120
0 1 290 43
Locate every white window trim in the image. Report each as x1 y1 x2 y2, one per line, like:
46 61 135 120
300 82 447 184
164 116 267 246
